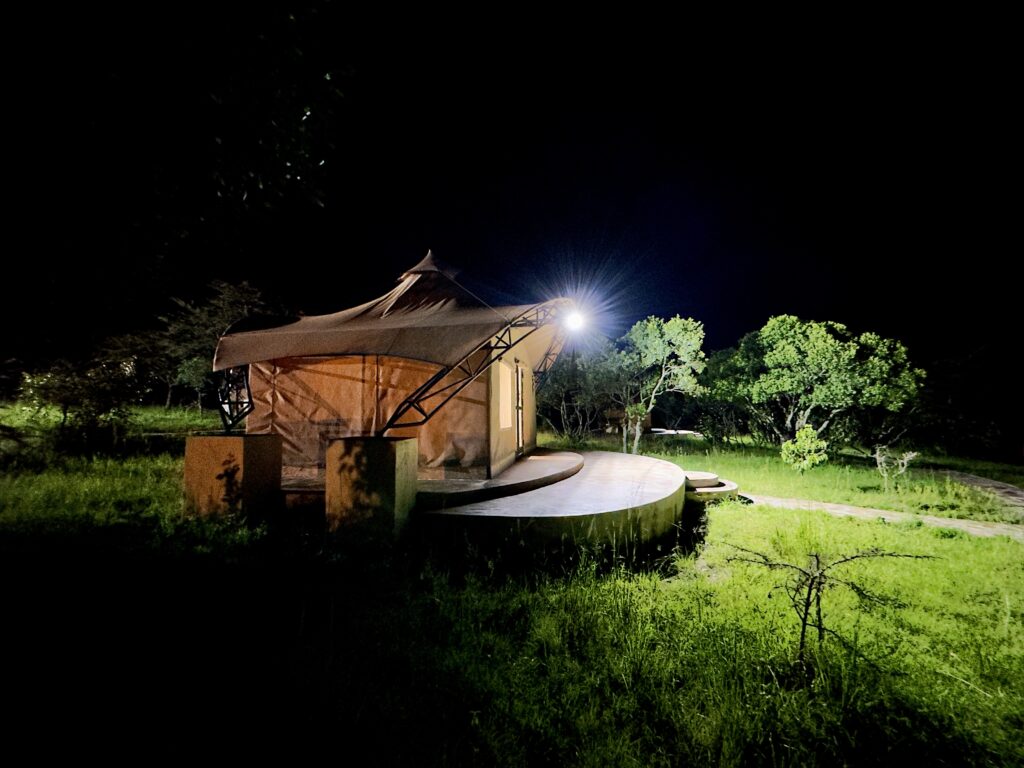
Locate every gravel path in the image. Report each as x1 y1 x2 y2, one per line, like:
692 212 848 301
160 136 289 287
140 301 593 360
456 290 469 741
745 494 1024 543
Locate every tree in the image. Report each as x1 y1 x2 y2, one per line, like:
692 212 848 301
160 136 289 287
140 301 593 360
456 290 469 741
609 316 706 454
159 280 270 409
536 317 706 452
712 316 925 446
536 340 616 443
95 332 174 407
692 348 752 444
175 357 212 411
162 280 268 363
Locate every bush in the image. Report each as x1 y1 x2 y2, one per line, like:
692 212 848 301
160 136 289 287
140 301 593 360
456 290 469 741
19 359 138 453
781 425 829 474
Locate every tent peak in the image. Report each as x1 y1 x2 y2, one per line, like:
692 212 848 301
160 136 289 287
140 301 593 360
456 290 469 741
402 250 459 279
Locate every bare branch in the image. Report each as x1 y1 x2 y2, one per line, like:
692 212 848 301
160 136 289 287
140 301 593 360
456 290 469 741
724 544 810 575
828 549 936 570
829 576 907 609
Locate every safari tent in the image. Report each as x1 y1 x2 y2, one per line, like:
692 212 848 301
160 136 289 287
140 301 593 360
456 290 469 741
213 252 572 480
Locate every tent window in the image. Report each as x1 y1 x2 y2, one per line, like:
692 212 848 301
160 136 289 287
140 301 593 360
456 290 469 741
499 361 513 429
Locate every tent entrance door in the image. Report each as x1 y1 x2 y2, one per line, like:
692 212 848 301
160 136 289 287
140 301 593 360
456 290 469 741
515 364 525 455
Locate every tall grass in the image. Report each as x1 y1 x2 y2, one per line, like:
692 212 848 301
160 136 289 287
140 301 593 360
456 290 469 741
304 503 1023 765
3 467 1019 763
0 454 265 554
0 455 183 527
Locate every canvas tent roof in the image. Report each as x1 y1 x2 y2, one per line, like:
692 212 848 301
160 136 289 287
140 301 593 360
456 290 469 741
213 252 571 371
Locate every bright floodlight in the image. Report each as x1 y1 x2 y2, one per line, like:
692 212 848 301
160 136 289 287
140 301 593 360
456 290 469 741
566 310 585 332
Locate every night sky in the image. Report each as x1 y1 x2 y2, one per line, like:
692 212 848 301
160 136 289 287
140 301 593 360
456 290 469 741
9 8 1018 384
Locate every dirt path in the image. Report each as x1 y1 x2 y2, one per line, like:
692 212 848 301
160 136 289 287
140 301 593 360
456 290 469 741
745 494 1024 543
941 471 1024 515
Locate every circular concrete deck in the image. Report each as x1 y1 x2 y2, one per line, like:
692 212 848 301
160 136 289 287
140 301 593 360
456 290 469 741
427 451 685 518
421 451 689 550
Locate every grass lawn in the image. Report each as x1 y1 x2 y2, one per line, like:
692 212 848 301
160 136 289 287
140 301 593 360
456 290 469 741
0 402 221 434
383 503 1023 765
2 446 1022 763
2 412 1021 761
916 453 1024 489
0 453 267 559
126 404 222 433
541 431 1023 524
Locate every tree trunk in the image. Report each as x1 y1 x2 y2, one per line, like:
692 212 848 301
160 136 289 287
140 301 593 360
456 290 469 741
815 569 825 645
795 408 808 433
164 384 173 409
797 574 815 665
817 408 844 438
621 421 628 453
631 418 643 455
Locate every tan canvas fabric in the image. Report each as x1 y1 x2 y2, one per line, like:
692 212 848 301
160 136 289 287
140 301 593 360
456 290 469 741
248 354 488 472
214 252 570 371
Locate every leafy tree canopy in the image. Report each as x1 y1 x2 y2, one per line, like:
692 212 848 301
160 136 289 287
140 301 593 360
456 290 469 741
706 315 925 445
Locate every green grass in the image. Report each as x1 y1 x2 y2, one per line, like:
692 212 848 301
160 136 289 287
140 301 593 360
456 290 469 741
694 503 1023 758
1 402 224 469
0 454 184 527
304 502 1024 765
2 418 1020 761
540 430 1021 524
126 405 222 434
659 446 1018 524
0 402 221 434
2 453 1020 763
917 453 1024 489
0 454 265 554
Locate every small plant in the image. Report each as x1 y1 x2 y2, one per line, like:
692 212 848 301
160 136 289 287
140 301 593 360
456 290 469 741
780 425 828 474
873 446 919 492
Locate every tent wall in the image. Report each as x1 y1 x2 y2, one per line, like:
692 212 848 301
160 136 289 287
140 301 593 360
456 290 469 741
488 362 515 478
488 356 537 478
248 355 489 478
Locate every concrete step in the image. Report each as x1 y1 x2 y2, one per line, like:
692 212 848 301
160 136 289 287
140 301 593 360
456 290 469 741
684 471 720 489
685 478 739 504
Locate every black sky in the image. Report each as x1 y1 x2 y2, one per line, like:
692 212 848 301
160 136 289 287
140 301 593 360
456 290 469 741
8 8 1019 378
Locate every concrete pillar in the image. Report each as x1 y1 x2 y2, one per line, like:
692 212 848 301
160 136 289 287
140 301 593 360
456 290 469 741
184 434 282 517
325 437 418 536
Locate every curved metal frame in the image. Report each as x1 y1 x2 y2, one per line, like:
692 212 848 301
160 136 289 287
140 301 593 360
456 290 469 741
380 301 566 433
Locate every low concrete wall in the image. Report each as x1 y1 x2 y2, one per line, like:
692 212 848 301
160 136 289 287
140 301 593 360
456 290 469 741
184 434 282 517
325 436 418 536
431 482 687 558
418 452 698 564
